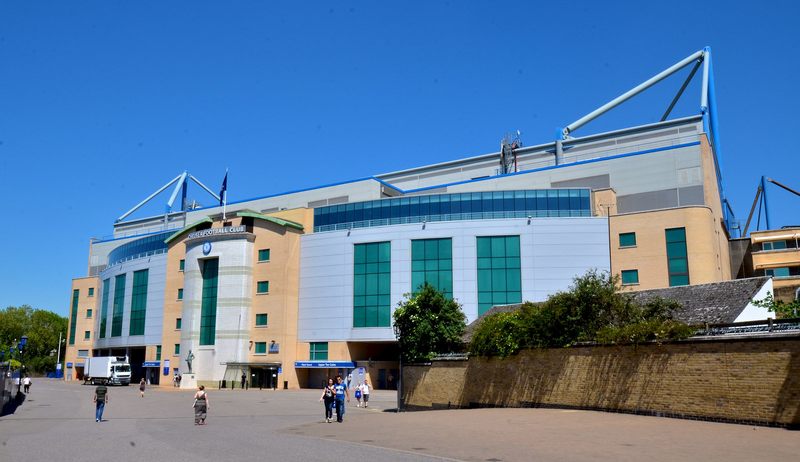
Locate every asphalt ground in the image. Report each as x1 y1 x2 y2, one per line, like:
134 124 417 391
0 379 796 462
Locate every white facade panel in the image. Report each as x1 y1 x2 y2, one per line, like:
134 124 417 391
94 253 167 349
298 217 609 342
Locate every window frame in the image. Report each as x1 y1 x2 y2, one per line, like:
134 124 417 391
621 269 640 285
255 313 268 327
257 281 270 294
258 249 271 262
619 232 637 248
254 342 267 354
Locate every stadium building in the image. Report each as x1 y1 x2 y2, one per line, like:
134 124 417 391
65 48 752 389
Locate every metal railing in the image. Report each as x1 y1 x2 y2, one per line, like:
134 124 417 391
693 318 800 337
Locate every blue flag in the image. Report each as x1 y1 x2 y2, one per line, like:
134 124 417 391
219 172 228 206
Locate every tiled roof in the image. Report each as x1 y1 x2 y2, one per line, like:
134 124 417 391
629 277 770 325
462 278 771 343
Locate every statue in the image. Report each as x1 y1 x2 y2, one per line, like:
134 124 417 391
186 350 195 374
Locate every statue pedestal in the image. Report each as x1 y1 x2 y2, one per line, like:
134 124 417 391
180 373 197 389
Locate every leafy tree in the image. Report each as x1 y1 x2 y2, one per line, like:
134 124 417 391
393 283 467 362
0 305 68 374
753 292 800 318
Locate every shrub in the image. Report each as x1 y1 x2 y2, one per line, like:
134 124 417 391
469 270 693 355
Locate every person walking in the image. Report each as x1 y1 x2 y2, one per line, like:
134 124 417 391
360 378 371 408
22 376 31 393
318 377 336 423
241 371 246 390
139 378 146 398
333 375 349 422
93 384 108 422
193 385 209 425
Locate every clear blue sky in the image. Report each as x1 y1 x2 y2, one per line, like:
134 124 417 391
1 1 798 316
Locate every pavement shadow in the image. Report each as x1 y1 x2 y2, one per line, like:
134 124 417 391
1 391 27 417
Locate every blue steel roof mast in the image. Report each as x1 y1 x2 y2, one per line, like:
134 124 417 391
555 47 732 235
116 171 222 228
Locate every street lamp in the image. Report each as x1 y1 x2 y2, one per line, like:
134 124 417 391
392 323 402 412
17 336 27 393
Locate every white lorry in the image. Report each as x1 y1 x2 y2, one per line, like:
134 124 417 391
84 356 131 386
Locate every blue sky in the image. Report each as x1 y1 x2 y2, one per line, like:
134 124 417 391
1 1 798 316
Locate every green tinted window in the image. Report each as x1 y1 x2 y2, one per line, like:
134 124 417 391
84 330 90 340
99 279 110 339
174 343 180 355
179 259 185 271
175 318 182 329
353 242 391 327
129 269 148 336
177 288 183 300
88 287 95 297
621 270 639 285
111 274 126 337
310 342 328 360
665 228 689 287
256 313 268 326
68 289 79 345
619 232 637 247
257 281 270 293
156 345 161 361
255 342 267 354
258 249 271 262
199 259 219 345
476 236 522 316
411 238 453 297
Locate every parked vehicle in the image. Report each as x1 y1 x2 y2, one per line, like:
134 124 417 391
84 356 131 386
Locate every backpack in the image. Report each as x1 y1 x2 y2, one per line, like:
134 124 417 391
355 389 362 399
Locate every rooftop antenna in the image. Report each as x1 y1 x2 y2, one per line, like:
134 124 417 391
500 130 522 174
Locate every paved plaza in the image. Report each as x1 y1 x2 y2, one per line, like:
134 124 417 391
0 379 797 462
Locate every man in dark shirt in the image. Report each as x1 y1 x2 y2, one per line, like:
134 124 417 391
94 385 108 422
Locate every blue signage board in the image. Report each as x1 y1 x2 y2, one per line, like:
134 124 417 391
66 362 73 368
143 361 160 367
294 361 356 368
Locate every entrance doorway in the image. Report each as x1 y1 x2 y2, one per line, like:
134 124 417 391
251 367 279 389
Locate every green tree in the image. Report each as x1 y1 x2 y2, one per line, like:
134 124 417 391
753 292 800 318
393 283 467 362
0 305 68 374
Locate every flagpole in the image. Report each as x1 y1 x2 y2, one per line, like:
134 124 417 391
221 168 228 221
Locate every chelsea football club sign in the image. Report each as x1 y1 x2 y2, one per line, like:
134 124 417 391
202 241 212 255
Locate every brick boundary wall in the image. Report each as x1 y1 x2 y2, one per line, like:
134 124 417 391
402 335 800 428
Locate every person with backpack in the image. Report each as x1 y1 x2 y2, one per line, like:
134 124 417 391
318 377 336 423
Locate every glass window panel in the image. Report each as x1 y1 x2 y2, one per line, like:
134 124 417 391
477 257 491 269
353 307 366 327
354 275 366 295
619 233 637 247
667 242 687 256
621 270 639 285
378 242 391 262
411 240 425 260
412 260 425 271
668 258 688 274
492 270 507 290
669 275 690 286
506 236 520 257
425 240 439 259
477 238 491 257
506 269 521 291
425 259 438 271
439 239 452 259
491 238 506 257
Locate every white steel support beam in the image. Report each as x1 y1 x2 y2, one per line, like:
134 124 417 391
117 174 182 222
562 49 705 138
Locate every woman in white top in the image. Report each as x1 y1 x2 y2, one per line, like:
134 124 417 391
359 379 371 408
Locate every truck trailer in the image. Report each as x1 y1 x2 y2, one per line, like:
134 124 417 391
84 356 131 386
